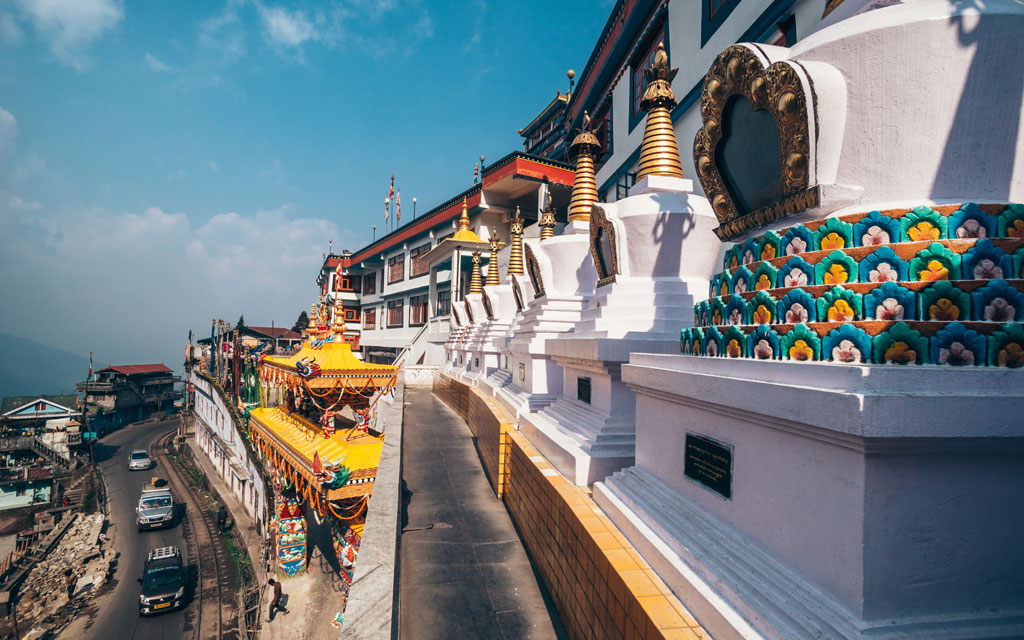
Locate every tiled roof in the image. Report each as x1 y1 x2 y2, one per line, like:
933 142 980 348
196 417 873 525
95 364 172 376
247 327 302 341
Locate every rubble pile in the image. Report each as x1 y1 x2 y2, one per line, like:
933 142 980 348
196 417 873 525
14 513 111 632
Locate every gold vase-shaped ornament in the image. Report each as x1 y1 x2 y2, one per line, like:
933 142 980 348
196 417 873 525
636 42 684 181
568 111 602 223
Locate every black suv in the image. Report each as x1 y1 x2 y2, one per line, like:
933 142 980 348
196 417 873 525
138 546 185 615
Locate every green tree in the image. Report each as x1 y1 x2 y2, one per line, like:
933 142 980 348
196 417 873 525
236 315 245 329
292 311 309 332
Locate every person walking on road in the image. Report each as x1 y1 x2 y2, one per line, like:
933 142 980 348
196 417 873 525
216 505 227 533
268 578 289 620
65 569 75 601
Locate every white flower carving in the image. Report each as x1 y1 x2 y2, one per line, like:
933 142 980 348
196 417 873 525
754 339 774 359
862 225 890 246
939 342 974 365
984 297 1015 322
729 308 743 325
785 303 808 324
956 219 986 239
973 258 1002 279
786 237 807 255
784 269 808 287
831 339 861 363
869 262 898 283
874 298 904 320
733 279 748 294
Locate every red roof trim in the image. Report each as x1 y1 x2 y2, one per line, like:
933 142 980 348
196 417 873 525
346 157 573 266
96 364 172 375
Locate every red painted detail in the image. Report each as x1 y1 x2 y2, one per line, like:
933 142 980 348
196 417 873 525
95 364 172 375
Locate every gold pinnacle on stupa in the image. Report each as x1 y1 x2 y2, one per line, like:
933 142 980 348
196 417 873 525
636 42 684 180
539 189 556 241
332 295 347 335
508 206 525 276
459 197 470 230
486 234 501 286
568 110 602 223
469 251 484 294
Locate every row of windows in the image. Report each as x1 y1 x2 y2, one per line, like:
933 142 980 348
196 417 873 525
361 289 451 330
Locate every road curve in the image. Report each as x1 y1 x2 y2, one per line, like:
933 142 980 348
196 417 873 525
78 418 192 640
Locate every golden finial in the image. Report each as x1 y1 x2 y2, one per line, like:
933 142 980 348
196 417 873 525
469 251 484 294
486 235 501 286
636 42 684 180
332 295 347 335
539 209 556 241
458 197 471 231
508 206 525 276
568 110 601 223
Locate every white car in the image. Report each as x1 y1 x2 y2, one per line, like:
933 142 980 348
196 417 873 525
128 450 153 471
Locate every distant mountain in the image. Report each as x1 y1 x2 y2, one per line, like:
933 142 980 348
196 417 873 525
0 334 89 401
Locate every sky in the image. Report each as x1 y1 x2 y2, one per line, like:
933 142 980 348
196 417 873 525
0 0 611 375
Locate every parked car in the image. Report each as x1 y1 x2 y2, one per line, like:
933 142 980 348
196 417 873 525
128 450 153 471
138 546 185 615
136 482 175 531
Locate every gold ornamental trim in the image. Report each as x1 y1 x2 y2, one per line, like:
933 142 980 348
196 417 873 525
589 205 620 287
486 234 503 286
693 45 814 241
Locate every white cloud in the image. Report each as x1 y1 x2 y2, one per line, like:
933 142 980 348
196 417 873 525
0 11 24 45
0 107 16 158
0 200 347 370
168 169 185 183
0 190 40 211
198 0 246 63
258 5 316 49
13 153 44 182
15 0 123 70
144 51 171 72
207 160 219 172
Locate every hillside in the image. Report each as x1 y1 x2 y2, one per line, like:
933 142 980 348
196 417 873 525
0 334 89 400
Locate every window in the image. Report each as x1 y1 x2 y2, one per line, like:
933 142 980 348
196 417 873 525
409 243 431 278
341 333 360 350
343 306 360 322
16 486 26 497
435 289 451 316
388 254 404 283
335 275 355 292
387 299 404 327
702 0 740 46
616 172 637 200
363 307 376 330
410 294 428 326
362 274 376 295
631 31 665 126
592 101 613 164
435 232 454 246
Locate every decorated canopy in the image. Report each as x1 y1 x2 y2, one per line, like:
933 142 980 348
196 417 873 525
250 407 382 500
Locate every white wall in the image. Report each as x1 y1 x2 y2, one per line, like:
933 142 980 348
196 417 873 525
190 373 268 534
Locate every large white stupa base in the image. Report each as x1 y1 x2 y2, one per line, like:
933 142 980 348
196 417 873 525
593 354 1024 640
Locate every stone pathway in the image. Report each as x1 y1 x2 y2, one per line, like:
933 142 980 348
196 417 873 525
398 387 566 640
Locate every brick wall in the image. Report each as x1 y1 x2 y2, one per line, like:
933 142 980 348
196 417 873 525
466 388 514 497
502 430 709 640
431 373 709 640
432 372 469 420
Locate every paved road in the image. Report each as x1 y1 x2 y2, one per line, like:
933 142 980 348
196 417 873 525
70 418 193 640
399 388 566 640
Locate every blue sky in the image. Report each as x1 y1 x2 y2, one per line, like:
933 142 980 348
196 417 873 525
0 0 609 373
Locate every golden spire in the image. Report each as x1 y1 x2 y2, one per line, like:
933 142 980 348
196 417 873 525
458 197 471 232
332 295 347 335
486 235 501 286
568 110 601 223
508 206 525 276
636 43 684 181
469 251 484 294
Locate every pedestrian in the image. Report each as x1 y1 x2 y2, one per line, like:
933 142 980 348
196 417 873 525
216 505 227 532
268 578 289 620
65 569 75 601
